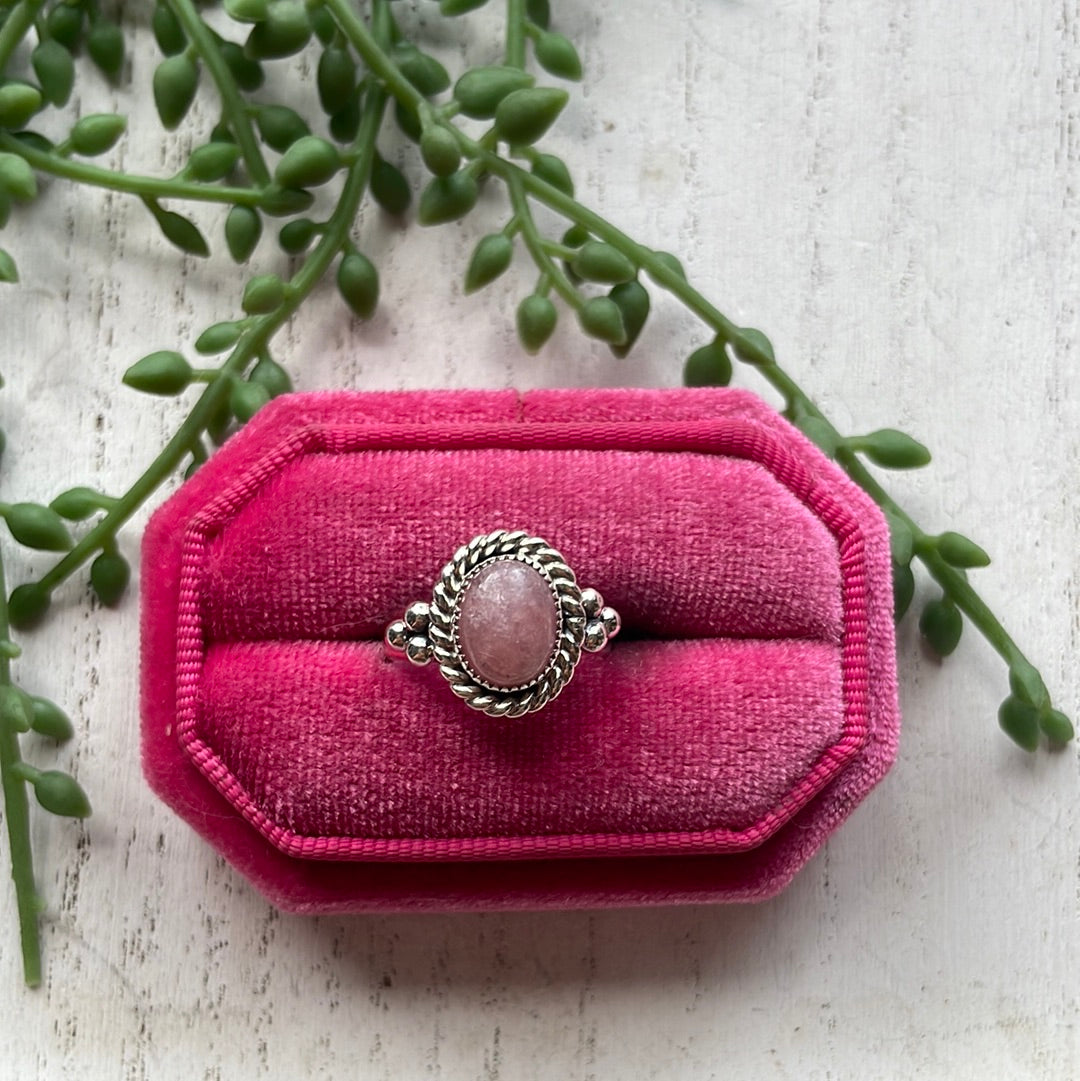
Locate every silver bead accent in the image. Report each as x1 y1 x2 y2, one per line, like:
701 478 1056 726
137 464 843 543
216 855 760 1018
599 606 621 639
404 601 431 632
405 636 433 666
582 619 608 653
581 587 604 619
384 619 409 653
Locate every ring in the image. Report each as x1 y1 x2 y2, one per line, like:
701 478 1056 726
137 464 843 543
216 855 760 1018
383 529 620 717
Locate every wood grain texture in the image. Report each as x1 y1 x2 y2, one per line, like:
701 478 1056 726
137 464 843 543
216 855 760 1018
1 2 1078 1077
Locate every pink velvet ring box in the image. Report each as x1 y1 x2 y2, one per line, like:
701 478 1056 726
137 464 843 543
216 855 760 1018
140 387 900 912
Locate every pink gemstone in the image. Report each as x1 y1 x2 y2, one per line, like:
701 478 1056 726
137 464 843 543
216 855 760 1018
457 560 559 690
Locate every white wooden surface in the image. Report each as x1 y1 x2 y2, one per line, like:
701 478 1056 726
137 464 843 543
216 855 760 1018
2 2 1078 1077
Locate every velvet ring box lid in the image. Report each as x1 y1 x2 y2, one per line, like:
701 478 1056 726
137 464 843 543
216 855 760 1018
141 387 900 912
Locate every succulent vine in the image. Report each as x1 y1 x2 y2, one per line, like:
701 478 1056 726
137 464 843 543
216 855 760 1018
0 0 1071 985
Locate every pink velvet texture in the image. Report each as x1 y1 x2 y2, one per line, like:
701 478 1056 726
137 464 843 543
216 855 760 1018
141 387 900 912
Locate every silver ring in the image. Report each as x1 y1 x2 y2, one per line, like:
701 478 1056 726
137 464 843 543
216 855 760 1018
384 529 620 717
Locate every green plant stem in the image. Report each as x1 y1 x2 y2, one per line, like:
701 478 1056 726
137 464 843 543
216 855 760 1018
511 149 1045 686
0 0 44 73
505 171 578 307
0 132 266 208
0 550 41 988
333 16 1047 699
27 58 390 602
165 0 271 187
833 446 1032 671
505 0 527 69
325 0 423 112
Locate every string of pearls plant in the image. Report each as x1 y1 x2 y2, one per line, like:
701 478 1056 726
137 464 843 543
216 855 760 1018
0 0 1071 986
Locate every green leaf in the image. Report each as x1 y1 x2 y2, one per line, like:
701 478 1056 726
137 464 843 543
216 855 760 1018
571 240 636 284
69 114 127 157
650 251 686 280
516 294 557 353
562 225 589 249
46 4 84 51
936 531 991 569
260 186 312 217
530 153 573 196
494 87 568 145
90 551 130 607
229 379 271 423
0 190 10 229
465 234 514 294
244 1 312 59
0 248 16 285
794 415 839 456
7 584 50 629
32 41 75 107
317 47 356 114
153 55 199 130
370 158 411 215
394 100 422 142
2 504 73 551
919 597 963 657
152 3 186 56
1038 708 1074 744
0 83 42 130
219 41 264 92
31 770 92 819
206 395 234 446
998 695 1040 752
394 47 451 97
417 172 479 225
225 0 269 21
278 218 316 254
0 153 37 201
453 66 535 119
186 142 241 182
311 6 336 45
337 252 379 320
124 351 194 395
50 487 108 521
242 274 286 314
0 685 31 732
254 104 310 151
155 209 210 257
225 205 262 262
274 136 340 188
329 95 361 143
525 0 551 29
440 0 489 13
608 280 650 358
420 126 461 177
195 321 244 355
892 561 915 622
1008 659 1049 710
249 356 292 398
578 296 627 345
884 511 914 565
27 697 74 742
731 327 775 366
852 429 932 469
683 340 732 388
534 31 582 81
87 20 125 80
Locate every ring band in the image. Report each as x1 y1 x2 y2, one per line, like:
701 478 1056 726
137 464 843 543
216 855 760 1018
384 529 620 717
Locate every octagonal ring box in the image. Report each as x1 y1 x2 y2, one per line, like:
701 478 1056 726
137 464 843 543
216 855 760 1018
140 387 900 912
